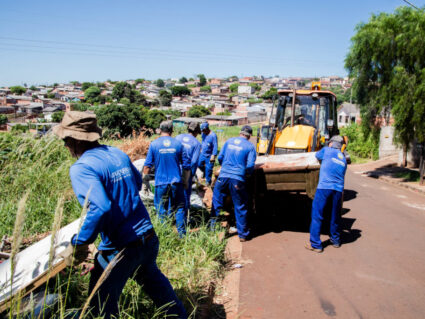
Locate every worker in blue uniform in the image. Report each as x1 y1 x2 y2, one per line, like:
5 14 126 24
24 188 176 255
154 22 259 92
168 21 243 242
54 111 187 319
143 121 191 237
198 122 218 186
211 125 257 242
175 121 202 213
306 135 348 253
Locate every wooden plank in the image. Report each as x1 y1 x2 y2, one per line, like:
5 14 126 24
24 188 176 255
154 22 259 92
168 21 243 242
267 182 307 191
0 219 81 311
265 172 307 183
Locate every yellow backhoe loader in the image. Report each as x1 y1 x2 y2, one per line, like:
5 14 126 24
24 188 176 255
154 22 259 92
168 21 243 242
253 82 342 208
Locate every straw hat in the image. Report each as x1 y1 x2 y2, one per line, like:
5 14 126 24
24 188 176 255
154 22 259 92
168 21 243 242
53 111 102 142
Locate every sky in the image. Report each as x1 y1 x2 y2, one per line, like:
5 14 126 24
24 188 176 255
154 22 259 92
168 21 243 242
0 0 423 86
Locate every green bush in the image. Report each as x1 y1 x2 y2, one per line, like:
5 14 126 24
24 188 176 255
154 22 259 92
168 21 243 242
340 123 379 160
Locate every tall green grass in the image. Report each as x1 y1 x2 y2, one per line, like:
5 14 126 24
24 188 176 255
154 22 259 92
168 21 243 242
1 132 227 318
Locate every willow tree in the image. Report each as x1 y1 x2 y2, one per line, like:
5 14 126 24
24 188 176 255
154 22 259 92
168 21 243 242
345 6 425 167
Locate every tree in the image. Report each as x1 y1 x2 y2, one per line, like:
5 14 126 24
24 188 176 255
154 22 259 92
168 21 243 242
51 111 65 123
84 86 101 102
0 114 8 125
46 93 56 99
197 74 207 87
200 85 211 92
345 6 425 166
229 83 239 93
163 109 181 119
29 85 38 91
179 77 188 84
261 87 278 100
135 78 145 84
71 103 91 111
10 86 26 95
159 90 172 106
144 109 166 129
156 79 165 87
81 82 94 91
188 105 210 118
96 103 146 137
111 81 146 104
171 86 191 96
249 83 261 91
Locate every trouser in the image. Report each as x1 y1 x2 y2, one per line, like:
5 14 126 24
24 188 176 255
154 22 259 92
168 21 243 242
211 177 250 239
198 156 214 185
183 174 193 213
88 234 187 319
154 183 186 236
309 188 342 249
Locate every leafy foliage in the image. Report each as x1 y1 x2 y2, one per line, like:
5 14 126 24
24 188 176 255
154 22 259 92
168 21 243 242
229 83 239 93
171 86 191 96
71 103 91 111
179 77 188 83
10 86 26 95
51 111 65 123
84 86 101 102
96 103 146 137
163 109 181 119
81 82 94 91
340 123 379 160
261 87 278 100
345 7 425 149
156 79 165 87
0 114 8 125
112 81 146 105
200 85 211 92
188 105 210 118
197 74 207 87
144 109 166 129
159 89 172 106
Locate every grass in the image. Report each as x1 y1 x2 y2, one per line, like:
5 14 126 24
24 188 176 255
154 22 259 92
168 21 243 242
394 170 420 182
0 131 227 318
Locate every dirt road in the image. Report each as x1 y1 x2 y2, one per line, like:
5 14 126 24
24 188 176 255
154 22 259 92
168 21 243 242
231 168 425 319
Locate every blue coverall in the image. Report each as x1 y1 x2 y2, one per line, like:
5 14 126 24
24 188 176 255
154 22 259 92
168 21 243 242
70 145 187 319
175 133 201 212
144 136 191 236
198 131 218 185
211 136 257 239
309 147 347 249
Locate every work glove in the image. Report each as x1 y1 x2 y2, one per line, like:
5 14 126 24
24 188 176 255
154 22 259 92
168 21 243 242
182 169 191 190
210 155 216 163
59 242 90 267
142 174 151 195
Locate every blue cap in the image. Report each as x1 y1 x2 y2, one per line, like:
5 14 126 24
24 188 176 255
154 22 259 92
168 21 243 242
200 122 209 130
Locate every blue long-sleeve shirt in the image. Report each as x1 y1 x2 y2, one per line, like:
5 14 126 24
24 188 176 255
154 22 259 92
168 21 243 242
175 133 201 175
70 145 153 250
315 147 347 192
218 136 257 182
144 136 191 186
200 131 218 158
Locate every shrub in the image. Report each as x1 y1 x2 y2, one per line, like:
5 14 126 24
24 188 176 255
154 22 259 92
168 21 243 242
340 123 379 160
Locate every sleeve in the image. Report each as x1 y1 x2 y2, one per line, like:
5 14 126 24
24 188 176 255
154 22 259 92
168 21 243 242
180 144 191 171
212 133 218 156
191 142 201 175
70 163 111 245
315 147 325 161
245 146 257 175
217 142 227 165
144 144 154 168
130 161 142 190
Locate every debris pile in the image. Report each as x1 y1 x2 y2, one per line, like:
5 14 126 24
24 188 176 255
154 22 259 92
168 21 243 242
120 134 151 161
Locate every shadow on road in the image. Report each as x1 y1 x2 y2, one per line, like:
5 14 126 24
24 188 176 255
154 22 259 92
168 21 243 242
247 190 362 245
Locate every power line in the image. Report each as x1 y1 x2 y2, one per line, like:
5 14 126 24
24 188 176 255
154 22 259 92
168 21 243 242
402 0 422 10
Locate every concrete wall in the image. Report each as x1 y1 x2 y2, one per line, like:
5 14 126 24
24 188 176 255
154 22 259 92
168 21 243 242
379 126 399 158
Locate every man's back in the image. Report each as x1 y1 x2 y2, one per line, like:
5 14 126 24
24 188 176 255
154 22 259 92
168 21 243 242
316 147 347 192
70 145 152 250
145 136 188 186
218 137 256 182
176 133 201 174
201 131 218 158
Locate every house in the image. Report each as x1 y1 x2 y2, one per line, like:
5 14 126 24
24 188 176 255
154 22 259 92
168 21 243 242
19 103 43 114
337 103 360 127
172 117 204 128
0 106 15 114
238 85 255 95
201 114 248 126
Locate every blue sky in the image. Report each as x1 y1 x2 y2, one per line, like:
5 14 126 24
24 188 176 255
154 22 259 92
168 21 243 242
0 0 423 86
